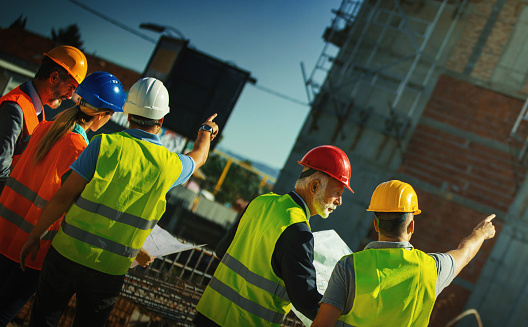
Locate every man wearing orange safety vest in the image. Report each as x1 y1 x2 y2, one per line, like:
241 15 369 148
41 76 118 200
194 145 354 326
311 180 497 327
0 45 87 193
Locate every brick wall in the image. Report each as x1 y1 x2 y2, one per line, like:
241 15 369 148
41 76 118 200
401 74 527 212
414 190 503 327
396 74 521 325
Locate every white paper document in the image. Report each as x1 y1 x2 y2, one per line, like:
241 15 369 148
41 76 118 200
291 229 353 326
131 225 204 268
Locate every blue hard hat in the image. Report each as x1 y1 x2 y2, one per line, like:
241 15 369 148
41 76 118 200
75 71 125 112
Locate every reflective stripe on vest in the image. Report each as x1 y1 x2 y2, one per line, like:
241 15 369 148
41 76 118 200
0 203 55 241
339 248 437 327
208 276 285 324
74 196 158 230
6 177 48 209
197 193 309 326
0 178 49 236
60 220 139 258
52 131 183 275
221 253 289 302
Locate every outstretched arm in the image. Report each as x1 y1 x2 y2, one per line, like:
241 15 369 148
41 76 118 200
447 214 496 277
186 113 219 169
19 171 87 270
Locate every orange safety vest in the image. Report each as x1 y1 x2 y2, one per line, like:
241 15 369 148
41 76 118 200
0 121 87 270
0 85 44 165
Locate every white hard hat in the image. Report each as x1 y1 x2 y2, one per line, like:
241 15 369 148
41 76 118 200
124 77 170 120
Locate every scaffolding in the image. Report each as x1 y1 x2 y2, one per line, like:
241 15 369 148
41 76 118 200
303 0 468 142
510 96 528 162
302 0 363 105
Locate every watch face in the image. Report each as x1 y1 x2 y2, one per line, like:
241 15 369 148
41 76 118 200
201 124 213 132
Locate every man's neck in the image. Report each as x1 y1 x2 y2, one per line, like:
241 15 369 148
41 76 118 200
291 191 310 218
31 79 48 104
378 234 410 242
129 124 159 134
294 187 316 217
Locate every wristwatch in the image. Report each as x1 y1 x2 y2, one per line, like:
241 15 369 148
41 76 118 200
199 124 214 133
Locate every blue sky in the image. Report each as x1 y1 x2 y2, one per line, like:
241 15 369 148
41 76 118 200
1 0 341 169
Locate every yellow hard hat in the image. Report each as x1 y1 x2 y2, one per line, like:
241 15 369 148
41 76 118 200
44 45 87 84
367 180 421 215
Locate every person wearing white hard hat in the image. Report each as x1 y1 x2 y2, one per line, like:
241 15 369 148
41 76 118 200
19 77 218 327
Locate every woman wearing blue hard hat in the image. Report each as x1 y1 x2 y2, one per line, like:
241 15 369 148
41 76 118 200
0 71 125 325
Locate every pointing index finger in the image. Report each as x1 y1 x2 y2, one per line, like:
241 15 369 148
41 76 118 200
206 113 217 122
485 214 496 222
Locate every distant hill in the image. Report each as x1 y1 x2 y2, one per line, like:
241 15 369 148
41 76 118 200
216 147 281 180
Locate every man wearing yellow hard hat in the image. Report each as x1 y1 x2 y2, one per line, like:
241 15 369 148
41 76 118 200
0 45 87 193
312 180 496 327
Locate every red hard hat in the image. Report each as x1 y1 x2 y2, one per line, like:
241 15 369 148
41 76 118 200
298 145 354 193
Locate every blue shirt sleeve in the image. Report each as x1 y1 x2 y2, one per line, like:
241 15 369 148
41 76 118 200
171 154 195 189
70 136 101 181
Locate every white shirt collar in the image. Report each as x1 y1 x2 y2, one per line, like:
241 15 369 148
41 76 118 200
26 81 43 116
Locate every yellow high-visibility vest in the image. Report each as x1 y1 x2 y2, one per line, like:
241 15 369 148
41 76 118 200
196 193 310 326
339 247 437 327
52 131 183 275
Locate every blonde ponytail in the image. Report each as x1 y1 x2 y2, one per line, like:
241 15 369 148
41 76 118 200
33 105 103 164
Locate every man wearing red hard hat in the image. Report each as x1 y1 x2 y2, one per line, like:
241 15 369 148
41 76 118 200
195 145 353 326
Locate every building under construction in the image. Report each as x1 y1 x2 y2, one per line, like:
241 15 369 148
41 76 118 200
274 0 528 326
5 0 528 325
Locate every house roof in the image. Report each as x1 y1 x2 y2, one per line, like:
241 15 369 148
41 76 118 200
0 27 142 90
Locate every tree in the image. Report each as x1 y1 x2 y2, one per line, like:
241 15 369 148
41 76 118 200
51 24 84 49
9 15 27 29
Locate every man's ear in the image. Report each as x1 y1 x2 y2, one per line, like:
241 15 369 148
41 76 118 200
158 117 164 127
310 179 319 194
408 219 415 235
374 217 379 232
49 71 60 85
